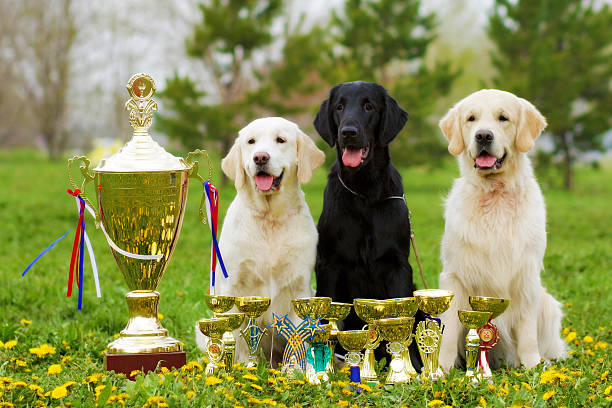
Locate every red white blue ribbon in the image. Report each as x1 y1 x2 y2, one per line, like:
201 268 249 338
203 181 228 294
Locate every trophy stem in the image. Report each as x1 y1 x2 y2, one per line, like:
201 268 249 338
326 337 338 373
222 331 236 372
385 342 411 384
360 327 380 384
401 339 417 378
241 317 267 367
477 318 499 379
465 328 481 380
107 290 181 354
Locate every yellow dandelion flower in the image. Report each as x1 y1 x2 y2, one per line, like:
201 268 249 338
479 396 487 407
225 375 235 381
338 401 349 407
61 355 72 365
602 370 609 380
604 385 612 395
94 385 106 399
428 400 445 407
586 349 595 356
20 319 32 325
4 340 17 349
183 361 203 371
87 373 103 384
245 366 257 371
251 383 263 391
47 364 61 375
51 385 68 399
243 373 259 381
157 313 164 319
487 384 496 391
341 388 352 396
564 332 576 342
267 377 276 384
583 335 594 343
129 369 141 377
498 388 509 396
0 378 12 384
521 382 532 390
186 390 195 399
359 383 372 392
0 403 14 408
542 390 555 400
12 381 27 387
336 380 347 388
327 391 334 398
205 376 223 386
16 360 26 367
262 398 277 406
595 341 608 350
562 328 569 335
29 344 56 357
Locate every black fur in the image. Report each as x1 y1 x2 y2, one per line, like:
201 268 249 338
314 81 423 370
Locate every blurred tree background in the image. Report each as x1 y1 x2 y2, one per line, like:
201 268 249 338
0 0 610 189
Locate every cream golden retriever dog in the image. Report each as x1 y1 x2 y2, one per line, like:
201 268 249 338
437 89 566 371
195 117 325 365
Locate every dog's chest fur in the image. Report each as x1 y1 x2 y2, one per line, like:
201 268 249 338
442 176 546 294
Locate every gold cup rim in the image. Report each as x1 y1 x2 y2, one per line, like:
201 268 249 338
414 289 454 317
291 297 332 319
234 297 271 317
458 310 492 329
198 317 231 338
326 302 352 320
336 330 372 351
385 297 418 317
353 298 395 322
204 294 235 313
469 296 509 318
215 312 246 330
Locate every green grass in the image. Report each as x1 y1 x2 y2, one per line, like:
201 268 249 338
0 148 610 407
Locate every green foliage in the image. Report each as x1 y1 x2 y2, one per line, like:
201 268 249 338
1 150 611 406
488 0 612 189
321 0 460 165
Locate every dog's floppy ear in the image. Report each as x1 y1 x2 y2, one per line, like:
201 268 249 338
516 97 547 153
314 86 339 147
379 92 409 145
439 106 464 155
221 139 245 189
296 129 325 184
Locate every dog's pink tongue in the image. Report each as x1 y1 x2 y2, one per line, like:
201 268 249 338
342 148 363 167
255 174 274 191
476 155 497 168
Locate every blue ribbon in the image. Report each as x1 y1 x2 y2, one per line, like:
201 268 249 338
77 197 85 310
203 181 229 286
350 365 361 386
22 205 85 277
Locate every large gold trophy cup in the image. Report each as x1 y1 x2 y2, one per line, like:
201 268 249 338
67 73 212 376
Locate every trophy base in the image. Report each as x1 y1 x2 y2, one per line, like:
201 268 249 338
107 334 183 354
105 351 186 380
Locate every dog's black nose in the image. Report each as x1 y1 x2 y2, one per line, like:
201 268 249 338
340 126 358 138
475 129 494 145
253 152 270 165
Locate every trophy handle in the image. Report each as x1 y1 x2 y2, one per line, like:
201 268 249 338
185 149 213 225
67 156 99 223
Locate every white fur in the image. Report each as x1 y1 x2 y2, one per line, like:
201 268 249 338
437 90 566 370
195 117 325 366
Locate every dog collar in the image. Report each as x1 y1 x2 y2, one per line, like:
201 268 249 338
337 174 405 202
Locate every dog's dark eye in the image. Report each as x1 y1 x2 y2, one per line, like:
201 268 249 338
364 102 374 112
499 115 508 121
468 115 475 122
248 139 255 144
336 104 344 111
276 137 286 144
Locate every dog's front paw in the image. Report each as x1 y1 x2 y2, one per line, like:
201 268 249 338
438 350 457 372
520 352 542 369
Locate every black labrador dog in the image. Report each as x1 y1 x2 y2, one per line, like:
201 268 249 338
314 81 422 368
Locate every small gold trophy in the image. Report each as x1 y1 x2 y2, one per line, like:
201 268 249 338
353 299 396 384
198 317 231 375
414 289 454 381
373 317 415 384
458 310 492 380
68 73 212 376
216 312 245 370
324 302 352 373
386 297 419 378
235 297 271 367
336 330 373 385
469 296 509 378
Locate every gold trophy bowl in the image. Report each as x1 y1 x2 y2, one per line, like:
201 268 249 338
413 289 454 381
291 297 332 320
469 296 509 318
414 289 455 317
235 297 271 367
353 298 396 384
205 295 235 315
235 297 272 317
324 302 352 373
374 317 415 384
458 310 492 381
385 297 418 377
336 330 372 352
68 73 213 377
198 317 231 375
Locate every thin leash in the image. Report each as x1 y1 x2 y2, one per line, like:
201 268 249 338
337 174 429 289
